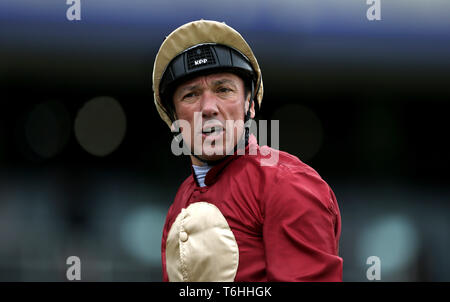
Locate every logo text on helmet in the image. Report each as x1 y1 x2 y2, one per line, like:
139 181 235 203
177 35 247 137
194 59 208 66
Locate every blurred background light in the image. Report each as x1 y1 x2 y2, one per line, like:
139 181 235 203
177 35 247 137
74 96 127 157
120 205 167 265
357 214 420 281
24 100 71 160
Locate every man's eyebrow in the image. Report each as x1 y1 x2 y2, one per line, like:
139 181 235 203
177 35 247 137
179 84 200 93
177 78 237 94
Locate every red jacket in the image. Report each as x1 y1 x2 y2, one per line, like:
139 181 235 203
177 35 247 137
161 136 343 281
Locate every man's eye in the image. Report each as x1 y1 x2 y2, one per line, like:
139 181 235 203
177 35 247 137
183 92 196 99
217 87 232 93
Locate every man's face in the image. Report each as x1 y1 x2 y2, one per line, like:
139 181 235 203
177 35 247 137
172 72 254 164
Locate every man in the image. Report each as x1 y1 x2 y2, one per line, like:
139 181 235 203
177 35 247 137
152 20 343 281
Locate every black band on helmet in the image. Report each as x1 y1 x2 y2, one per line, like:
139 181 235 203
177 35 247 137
159 43 257 120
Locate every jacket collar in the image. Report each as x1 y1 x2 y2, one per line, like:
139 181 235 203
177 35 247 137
190 135 258 187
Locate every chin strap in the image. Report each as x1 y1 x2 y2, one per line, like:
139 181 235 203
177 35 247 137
171 81 255 166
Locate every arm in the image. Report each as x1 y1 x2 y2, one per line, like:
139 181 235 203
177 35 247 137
262 169 343 281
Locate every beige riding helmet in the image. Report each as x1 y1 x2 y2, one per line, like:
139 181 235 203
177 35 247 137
152 20 264 128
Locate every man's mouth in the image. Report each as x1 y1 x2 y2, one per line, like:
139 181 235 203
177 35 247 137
202 123 225 140
201 125 224 138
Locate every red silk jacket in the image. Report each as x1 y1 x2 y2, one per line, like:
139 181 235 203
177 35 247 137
161 136 343 282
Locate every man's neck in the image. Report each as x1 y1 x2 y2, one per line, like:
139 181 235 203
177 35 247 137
190 155 205 166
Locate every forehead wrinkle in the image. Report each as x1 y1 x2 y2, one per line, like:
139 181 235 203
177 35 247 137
211 78 236 86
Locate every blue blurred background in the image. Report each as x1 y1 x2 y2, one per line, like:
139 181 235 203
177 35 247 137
0 0 449 281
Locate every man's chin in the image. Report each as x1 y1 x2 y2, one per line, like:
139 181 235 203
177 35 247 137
197 152 228 163
200 150 229 161
192 145 234 162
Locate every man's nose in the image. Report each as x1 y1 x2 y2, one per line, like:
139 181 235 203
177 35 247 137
199 90 219 118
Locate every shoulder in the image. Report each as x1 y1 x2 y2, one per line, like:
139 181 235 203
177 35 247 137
261 146 318 174
244 144 325 186
247 146 337 215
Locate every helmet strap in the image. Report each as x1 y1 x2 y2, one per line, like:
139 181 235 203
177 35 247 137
244 80 255 146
